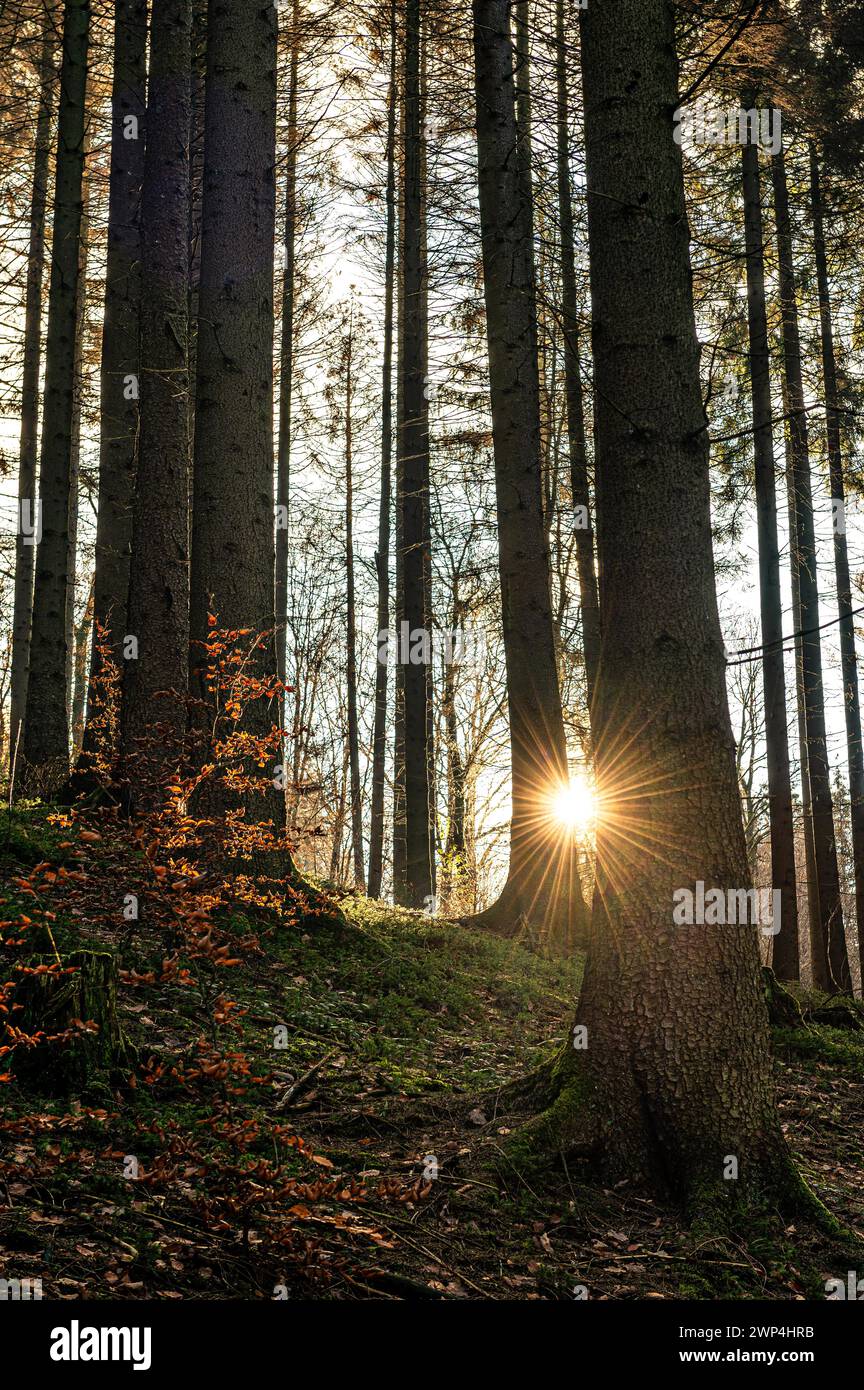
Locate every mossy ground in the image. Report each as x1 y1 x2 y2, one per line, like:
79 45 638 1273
1 805 862 1299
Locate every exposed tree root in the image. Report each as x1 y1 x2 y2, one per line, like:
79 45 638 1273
763 967 864 1033
762 967 804 1027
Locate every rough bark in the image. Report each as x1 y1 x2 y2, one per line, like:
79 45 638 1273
740 130 799 981
468 0 588 947
21 0 90 790
189 0 285 829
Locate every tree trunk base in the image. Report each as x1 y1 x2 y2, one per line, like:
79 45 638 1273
494 1033 859 1243
459 876 588 955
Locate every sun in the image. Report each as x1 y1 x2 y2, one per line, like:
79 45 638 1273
550 776 597 833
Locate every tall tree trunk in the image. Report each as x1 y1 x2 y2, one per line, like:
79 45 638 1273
21 0 90 789
517 0 797 1205
189 0 283 820
740 129 799 981
65 125 91 734
344 312 365 890
772 143 850 995
395 0 434 907
554 0 599 711
367 0 397 900
275 0 301 690
77 0 147 778
810 146 864 992
10 16 55 774
187 0 206 442
469 0 587 946
120 0 192 803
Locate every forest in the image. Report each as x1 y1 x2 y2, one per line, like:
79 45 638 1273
1 0 864 1347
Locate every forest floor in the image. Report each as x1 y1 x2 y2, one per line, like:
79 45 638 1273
1 805 863 1301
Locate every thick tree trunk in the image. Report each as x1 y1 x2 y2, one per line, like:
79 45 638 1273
740 131 799 981
120 0 192 804
367 0 397 901
21 0 90 791
772 144 851 995
810 147 864 993
189 0 287 835
514 0 797 1204
395 0 434 908
9 18 55 775
469 0 587 947
555 0 599 713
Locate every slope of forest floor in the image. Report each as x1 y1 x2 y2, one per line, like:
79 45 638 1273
0 805 862 1301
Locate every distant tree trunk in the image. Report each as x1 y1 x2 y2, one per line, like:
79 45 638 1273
77 0 146 776
469 0 587 945
772 143 851 995
344 313 365 890
275 0 301 690
367 0 397 901
395 0 434 908
555 0 599 711
392 207 407 900
512 0 533 204
65 129 92 733
72 573 94 757
518 0 798 1207
442 595 467 904
120 0 191 803
740 130 799 981
787 493 821 972
21 0 90 790
9 18 55 773
810 146 864 993
329 745 349 882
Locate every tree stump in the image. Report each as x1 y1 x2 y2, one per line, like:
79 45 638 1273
12 949 134 1094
